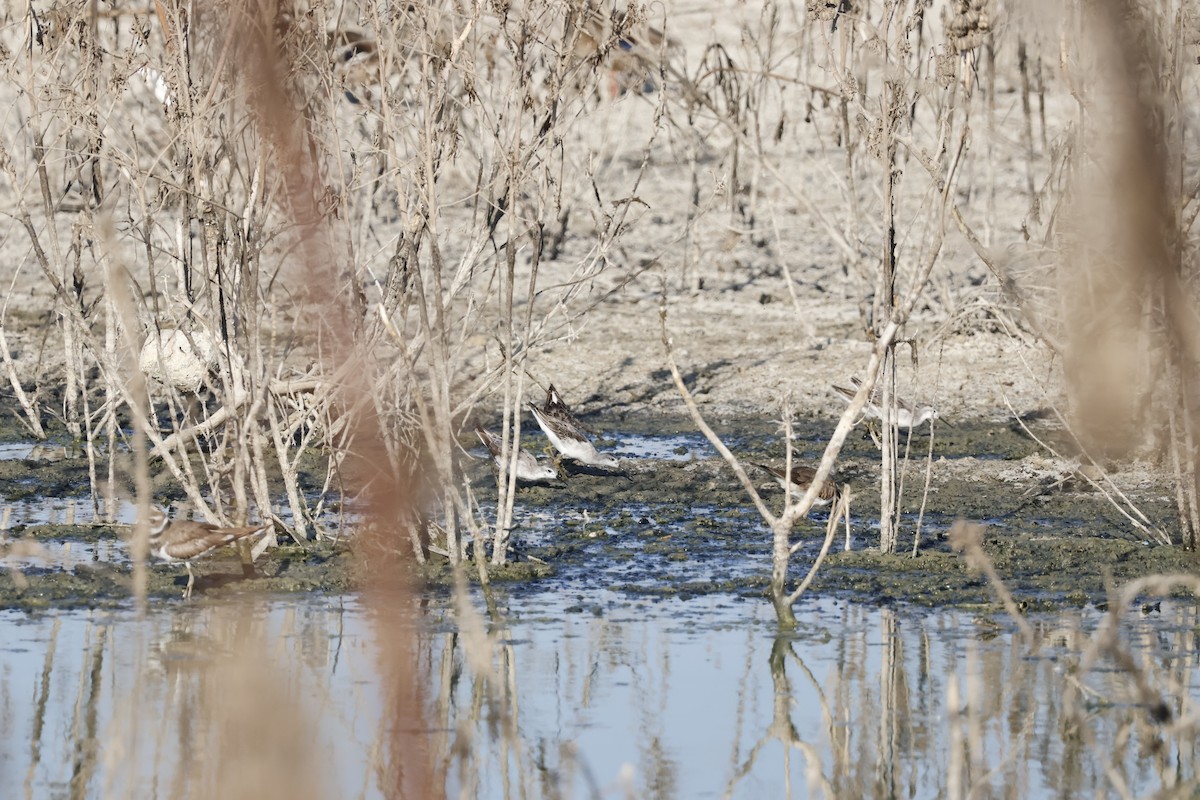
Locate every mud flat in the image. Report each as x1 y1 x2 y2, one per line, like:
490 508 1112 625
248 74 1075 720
1 410 1191 611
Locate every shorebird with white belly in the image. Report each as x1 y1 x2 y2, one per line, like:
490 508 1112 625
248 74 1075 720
144 508 271 599
832 377 945 429
475 424 558 484
528 384 620 472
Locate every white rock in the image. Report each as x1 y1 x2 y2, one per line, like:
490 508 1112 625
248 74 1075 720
139 329 218 392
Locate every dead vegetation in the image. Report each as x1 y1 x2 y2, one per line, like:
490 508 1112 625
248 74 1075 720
0 0 1195 576
4 0 1200 794
0 0 1198 596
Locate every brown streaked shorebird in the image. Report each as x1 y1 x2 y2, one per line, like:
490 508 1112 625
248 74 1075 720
544 384 592 434
144 508 271 599
755 463 841 507
474 424 558 483
572 6 678 97
832 377 943 429
529 384 620 470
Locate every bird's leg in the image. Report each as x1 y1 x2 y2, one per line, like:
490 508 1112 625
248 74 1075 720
184 562 195 600
867 420 882 449
545 446 569 480
842 491 853 552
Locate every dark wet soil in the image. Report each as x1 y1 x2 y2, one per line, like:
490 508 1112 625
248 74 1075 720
0 409 1194 611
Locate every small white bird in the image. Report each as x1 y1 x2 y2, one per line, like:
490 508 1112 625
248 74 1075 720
832 377 944 429
474 425 558 483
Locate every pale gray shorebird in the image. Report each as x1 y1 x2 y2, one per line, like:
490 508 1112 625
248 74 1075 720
528 384 620 471
754 463 841 507
474 424 558 483
145 508 271 599
832 377 943 429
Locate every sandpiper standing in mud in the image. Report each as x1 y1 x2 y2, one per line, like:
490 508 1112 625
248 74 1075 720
832 377 944 429
529 384 621 471
475 424 558 483
755 463 841 507
144 508 271 599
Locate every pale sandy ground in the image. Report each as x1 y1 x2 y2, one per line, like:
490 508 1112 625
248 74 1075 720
0 2 1183 541
0 2 1067 432
446 3 1068 426
529 271 1058 422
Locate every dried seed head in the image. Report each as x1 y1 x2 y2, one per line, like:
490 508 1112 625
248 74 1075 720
807 0 850 24
946 0 991 54
935 50 958 88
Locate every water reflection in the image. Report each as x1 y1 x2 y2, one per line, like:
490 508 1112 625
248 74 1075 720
0 594 1196 798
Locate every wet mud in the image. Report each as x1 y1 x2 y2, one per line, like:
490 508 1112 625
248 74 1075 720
0 410 1194 611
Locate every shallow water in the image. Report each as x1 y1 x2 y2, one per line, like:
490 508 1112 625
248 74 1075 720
1 590 1196 798
1 495 139 528
1 419 1197 795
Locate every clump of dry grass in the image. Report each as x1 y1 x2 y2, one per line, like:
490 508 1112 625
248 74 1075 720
0 0 678 784
656 0 974 624
0 0 670 565
5 1 1200 791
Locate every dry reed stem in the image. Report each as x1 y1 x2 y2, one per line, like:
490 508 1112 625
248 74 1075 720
948 520 1036 646
1076 573 1200 731
662 286 899 624
910 425 936 556
0 321 43 438
1003 396 1168 544
223 2 434 794
786 488 851 606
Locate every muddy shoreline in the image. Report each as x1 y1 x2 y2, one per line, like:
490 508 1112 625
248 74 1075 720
1 406 1192 612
